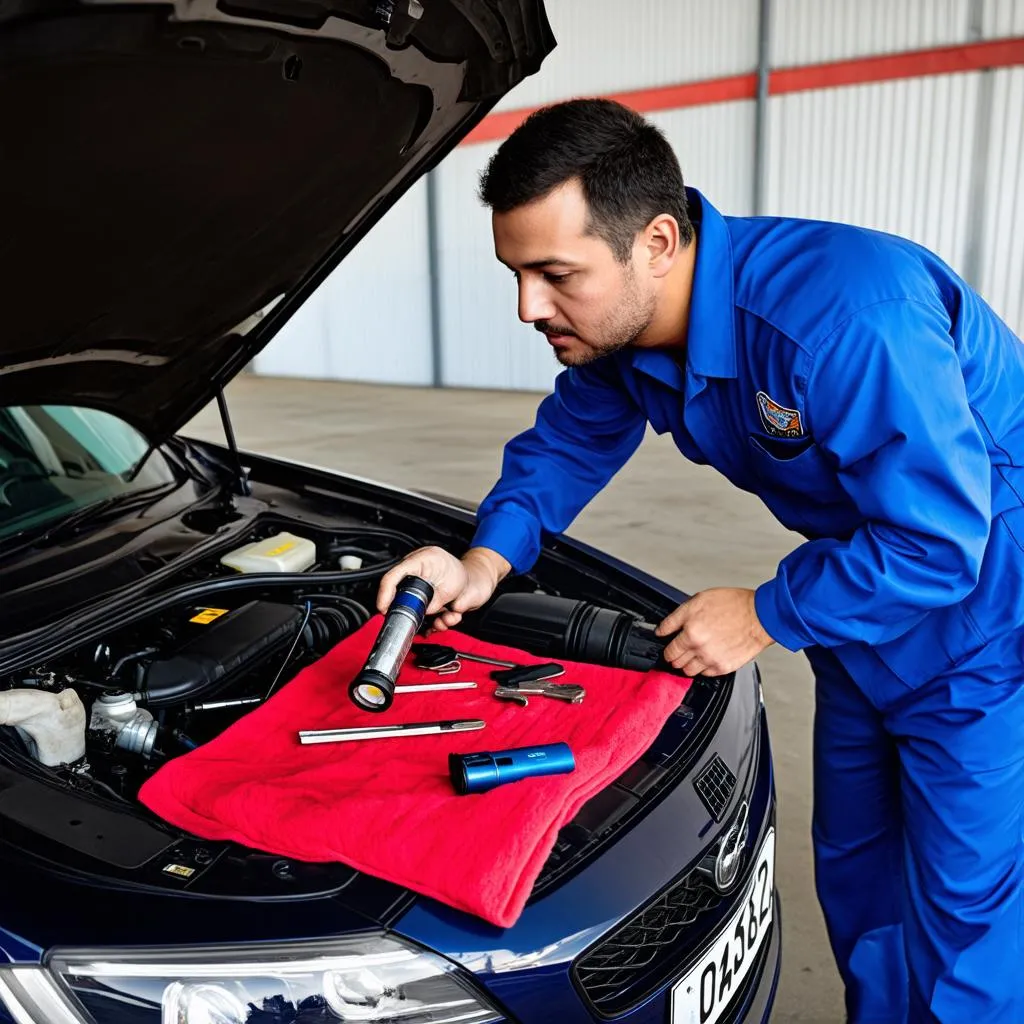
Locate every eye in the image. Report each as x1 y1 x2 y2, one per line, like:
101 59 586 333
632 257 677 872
544 272 572 284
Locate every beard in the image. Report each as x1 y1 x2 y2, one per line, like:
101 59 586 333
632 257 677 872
536 269 657 368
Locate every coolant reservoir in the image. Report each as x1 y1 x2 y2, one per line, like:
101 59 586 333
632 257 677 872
220 531 316 573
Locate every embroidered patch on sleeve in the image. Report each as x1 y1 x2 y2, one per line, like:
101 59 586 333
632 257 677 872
756 391 804 438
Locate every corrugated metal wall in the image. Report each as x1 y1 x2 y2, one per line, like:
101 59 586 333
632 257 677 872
772 0 972 65
253 180 433 385
978 66 1024 336
254 0 1024 389
763 4 1023 338
434 140 548 392
764 72 981 272
436 98 758 392
985 0 1024 36
491 0 759 108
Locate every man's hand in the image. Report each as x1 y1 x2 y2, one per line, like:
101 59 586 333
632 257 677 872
376 545 511 632
655 588 774 676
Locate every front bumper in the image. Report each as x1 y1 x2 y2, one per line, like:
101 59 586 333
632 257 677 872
574 708 778 1024
0 668 778 1024
397 664 779 1024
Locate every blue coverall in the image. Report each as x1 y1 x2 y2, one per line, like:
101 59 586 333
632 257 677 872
470 188 1024 1022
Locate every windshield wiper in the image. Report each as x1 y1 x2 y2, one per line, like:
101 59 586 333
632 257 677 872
0 484 177 556
125 444 156 483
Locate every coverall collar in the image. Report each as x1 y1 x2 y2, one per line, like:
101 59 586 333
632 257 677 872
628 187 738 392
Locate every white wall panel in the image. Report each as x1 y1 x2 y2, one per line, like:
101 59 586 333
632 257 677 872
494 0 759 113
977 68 1024 337
772 0 970 66
251 1 1024 391
765 73 980 272
649 102 757 217
982 0 1024 37
433 141 559 393
253 181 432 385
435 102 755 392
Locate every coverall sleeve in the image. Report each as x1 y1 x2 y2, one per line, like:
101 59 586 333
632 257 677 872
754 297 992 652
470 358 647 573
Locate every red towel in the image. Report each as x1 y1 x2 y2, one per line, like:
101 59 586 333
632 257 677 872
138 618 692 928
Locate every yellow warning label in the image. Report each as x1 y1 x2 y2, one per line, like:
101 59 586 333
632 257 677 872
190 608 230 625
163 863 196 878
265 541 297 557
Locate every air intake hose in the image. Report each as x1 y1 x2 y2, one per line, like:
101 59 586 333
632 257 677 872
469 593 677 673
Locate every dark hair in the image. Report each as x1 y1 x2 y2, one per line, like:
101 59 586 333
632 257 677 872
478 98 693 262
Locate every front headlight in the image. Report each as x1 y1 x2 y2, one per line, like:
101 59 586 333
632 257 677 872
0 935 501 1024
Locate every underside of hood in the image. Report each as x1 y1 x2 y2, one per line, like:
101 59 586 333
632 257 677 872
0 0 553 439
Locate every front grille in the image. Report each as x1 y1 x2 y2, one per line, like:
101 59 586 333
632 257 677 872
573 865 723 1017
694 754 736 821
532 677 732 897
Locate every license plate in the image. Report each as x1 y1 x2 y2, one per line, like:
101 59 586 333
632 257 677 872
671 828 775 1024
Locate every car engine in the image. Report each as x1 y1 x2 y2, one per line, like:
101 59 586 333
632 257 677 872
0 515 683 824
0 521 405 804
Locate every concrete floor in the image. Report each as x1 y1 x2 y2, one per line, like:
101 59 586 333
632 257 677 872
186 373 846 1023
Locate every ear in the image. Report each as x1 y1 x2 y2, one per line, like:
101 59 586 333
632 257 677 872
641 214 681 279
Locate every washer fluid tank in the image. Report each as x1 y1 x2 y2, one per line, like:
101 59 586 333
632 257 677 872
219 531 316 573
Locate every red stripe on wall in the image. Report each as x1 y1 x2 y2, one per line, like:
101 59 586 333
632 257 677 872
772 36 1024 94
462 73 757 144
461 36 1024 147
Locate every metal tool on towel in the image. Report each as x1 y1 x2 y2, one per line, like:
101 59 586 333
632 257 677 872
412 643 565 681
393 681 478 694
416 659 461 676
412 643 518 673
299 718 485 745
493 680 586 707
489 663 565 685
489 661 583 705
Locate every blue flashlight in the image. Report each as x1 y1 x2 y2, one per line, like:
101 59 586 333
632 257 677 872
448 742 576 795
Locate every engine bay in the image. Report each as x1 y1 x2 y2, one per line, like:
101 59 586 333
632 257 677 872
0 501 718 901
0 519 410 806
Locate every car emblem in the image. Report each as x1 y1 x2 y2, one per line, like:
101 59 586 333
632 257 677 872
702 801 749 894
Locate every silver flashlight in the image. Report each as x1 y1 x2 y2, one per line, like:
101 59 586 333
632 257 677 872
348 575 434 712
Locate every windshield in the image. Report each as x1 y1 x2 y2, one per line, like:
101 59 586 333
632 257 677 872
0 405 177 541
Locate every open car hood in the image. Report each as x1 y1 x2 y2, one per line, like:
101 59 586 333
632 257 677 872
0 0 553 439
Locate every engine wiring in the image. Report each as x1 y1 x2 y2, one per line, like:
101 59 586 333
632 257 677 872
265 600 312 701
0 521 406 824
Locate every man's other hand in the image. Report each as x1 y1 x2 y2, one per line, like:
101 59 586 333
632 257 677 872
655 587 775 676
376 545 511 632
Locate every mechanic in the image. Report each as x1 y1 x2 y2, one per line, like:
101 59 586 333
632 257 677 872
376 98 1024 1023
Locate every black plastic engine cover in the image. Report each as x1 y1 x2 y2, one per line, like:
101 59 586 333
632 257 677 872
141 600 302 706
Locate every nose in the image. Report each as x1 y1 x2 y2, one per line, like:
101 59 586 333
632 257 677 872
517 277 557 325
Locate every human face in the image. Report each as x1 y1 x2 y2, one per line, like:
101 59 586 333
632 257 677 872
492 180 657 367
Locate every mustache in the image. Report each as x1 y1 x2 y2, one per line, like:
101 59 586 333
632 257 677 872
535 321 578 338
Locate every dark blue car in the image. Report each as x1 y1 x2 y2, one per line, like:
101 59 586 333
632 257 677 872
0 1 780 1021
